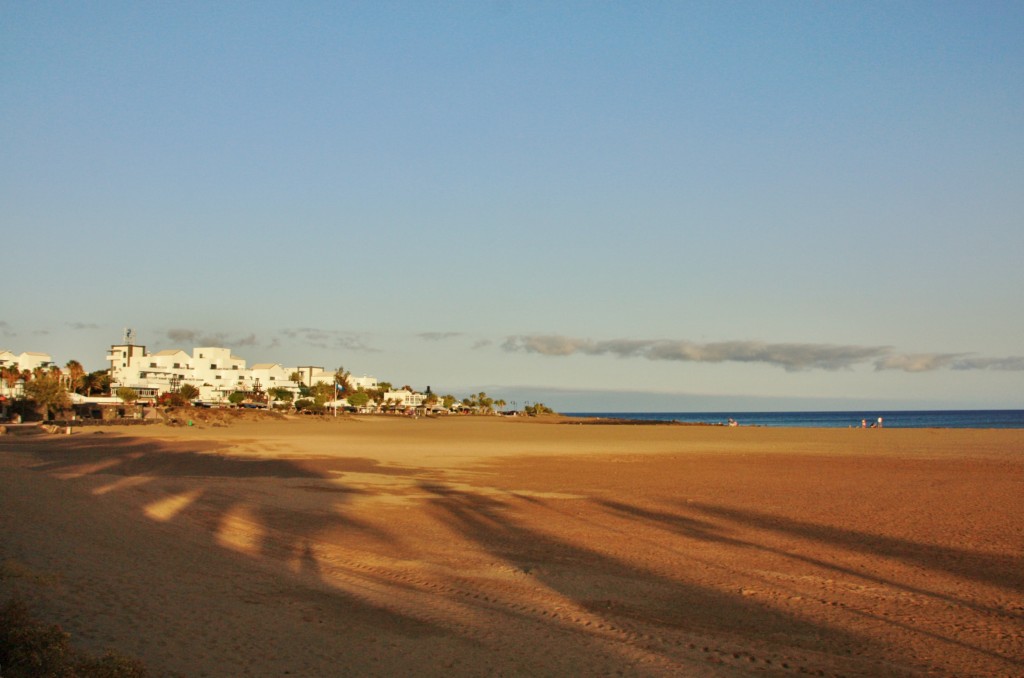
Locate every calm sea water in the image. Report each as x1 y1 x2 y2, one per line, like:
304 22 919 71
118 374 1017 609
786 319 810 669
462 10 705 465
565 410 1024 429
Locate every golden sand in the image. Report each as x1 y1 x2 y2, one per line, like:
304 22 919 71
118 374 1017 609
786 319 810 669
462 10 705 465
2 416 1022 676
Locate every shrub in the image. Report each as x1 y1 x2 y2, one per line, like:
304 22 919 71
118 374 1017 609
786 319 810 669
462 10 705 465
75 652 147 678
115 387 139 405
157 392 187 407
0 598 147 677
0 598 72 677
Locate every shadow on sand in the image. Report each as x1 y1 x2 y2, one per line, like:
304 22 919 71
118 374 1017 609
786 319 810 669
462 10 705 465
8 433 441 644
6 432 1021 675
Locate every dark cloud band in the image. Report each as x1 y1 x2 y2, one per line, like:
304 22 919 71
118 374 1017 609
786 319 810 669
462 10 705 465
502 334 1022 373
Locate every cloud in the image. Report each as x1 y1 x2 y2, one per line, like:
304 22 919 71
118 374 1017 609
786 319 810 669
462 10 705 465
165 329 259 349
418 332 463 342
233 333 259 347
503 334 1024 373
502 335 890 371
280 328 377 352
950 356 1024 371
166 328 199 344
162 327 378 354
651 341 891 371
502 335 593 356
66 321 100 331
874 353 1024 372
873 353 966 372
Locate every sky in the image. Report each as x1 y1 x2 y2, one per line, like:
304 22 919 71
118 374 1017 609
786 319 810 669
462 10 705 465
2 1 1022 411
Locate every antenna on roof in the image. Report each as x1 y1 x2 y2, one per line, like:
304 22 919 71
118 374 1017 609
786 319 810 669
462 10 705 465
124 327 134 345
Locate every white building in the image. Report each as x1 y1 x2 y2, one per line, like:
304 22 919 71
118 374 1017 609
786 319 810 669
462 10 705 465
1 350 55 398
383 389 425 409
292 366 334 387
15 351 55 372
349 375 379 390
290 368 377 392
107 343 303 404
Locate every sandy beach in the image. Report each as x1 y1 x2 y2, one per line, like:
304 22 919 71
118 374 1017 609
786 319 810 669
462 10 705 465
1 415 1022 677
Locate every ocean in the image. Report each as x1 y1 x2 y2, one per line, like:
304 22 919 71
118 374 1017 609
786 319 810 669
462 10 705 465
564 410 1024 429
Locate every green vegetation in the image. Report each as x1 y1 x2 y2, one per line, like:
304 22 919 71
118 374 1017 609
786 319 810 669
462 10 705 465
82 370 111 396
308 381 336 406
346 390 371 408
294 398 323 414
0 597 147 677
462 392 504 413
64 360 86 394
525 402 555 415
157 391 186 407
22 372 70 420
334 366 351 393
177 383 200 401
2 365 22 393
115 387 139 405
267 387 294 402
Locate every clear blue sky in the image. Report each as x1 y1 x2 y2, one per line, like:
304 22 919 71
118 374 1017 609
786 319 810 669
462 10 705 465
3 1 1022 410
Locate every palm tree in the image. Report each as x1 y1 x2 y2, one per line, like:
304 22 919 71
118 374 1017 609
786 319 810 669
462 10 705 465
334 367 351 392
81 370 108 396
2 365 21 395
178 383 200 401
65 360 86 394
23 371 70 420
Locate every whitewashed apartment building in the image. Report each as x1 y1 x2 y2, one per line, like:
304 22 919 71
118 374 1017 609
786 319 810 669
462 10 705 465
106 342 381 404
0 350 56 373
0 350 56 398
107 343 308 403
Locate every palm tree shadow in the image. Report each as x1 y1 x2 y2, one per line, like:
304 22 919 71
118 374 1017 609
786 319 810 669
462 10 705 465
595 497 1024 672
418 481 869 656
685 501 1024 597
15 434 444 638
28 435 328 478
